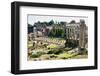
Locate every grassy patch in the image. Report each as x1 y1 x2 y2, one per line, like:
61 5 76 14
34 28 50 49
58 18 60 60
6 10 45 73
63 47 72 51
28 44 33 48
58 53 77 59
47 44 58 49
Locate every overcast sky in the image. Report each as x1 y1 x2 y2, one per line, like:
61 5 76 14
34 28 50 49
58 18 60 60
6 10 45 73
28 14 88 26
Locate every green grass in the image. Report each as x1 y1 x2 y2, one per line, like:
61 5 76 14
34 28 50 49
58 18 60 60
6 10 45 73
57 53 77 59
47 44 58 49
63 47 72 51
28 44 33 47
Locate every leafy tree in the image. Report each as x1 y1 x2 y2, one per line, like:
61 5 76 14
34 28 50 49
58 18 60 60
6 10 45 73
49 20 54 25
70 20 76 24
60 22 66 26
28 24 33 33
48 27 65 38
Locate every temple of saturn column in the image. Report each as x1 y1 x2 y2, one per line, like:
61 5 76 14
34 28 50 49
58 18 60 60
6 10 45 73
65 19 87 51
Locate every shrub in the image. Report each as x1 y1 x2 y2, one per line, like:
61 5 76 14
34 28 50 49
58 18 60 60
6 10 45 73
47 49 62 55
43 44 48 48
30 53 40 58
50 54 57 58
30 51 45 58
37 51 46 56
65 39 79 48
78 48 88 55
